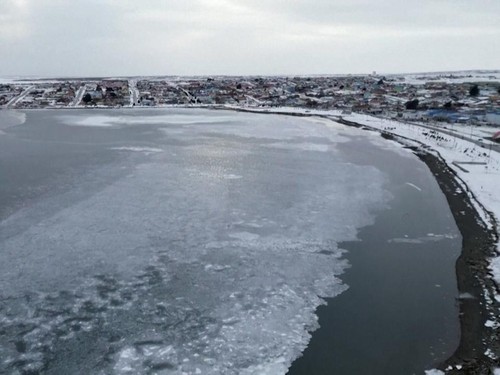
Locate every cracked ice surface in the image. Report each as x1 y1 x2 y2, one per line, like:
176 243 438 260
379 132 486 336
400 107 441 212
0 109 390 374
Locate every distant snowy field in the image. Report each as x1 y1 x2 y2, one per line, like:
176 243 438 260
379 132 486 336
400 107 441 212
1 70 499 85
388 70 500 85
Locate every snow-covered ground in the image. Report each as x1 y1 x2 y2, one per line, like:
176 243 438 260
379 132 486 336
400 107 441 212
371 117 500 148
128 79 139 106
72 84 87 107
388 70 500 85
5 85 34 108
431 123 500 145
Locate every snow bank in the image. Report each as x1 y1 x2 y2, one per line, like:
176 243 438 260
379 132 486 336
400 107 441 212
425 370 445 375
491 256 500 286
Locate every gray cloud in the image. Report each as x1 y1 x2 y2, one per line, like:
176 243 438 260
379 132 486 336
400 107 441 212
1 0 499 76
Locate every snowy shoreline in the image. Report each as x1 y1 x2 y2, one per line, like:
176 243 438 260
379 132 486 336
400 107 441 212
400 143 497 373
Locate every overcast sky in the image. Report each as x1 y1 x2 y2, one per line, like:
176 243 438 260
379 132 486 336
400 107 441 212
1 0 499 77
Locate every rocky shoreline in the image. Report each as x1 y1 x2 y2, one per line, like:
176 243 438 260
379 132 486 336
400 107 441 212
409 146 498 373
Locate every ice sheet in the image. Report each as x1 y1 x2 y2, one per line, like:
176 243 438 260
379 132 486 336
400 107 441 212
0 110 26 131
60 113 232 127
0 110 390 374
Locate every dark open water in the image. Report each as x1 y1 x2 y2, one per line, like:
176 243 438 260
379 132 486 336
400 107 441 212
289 137 460 374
